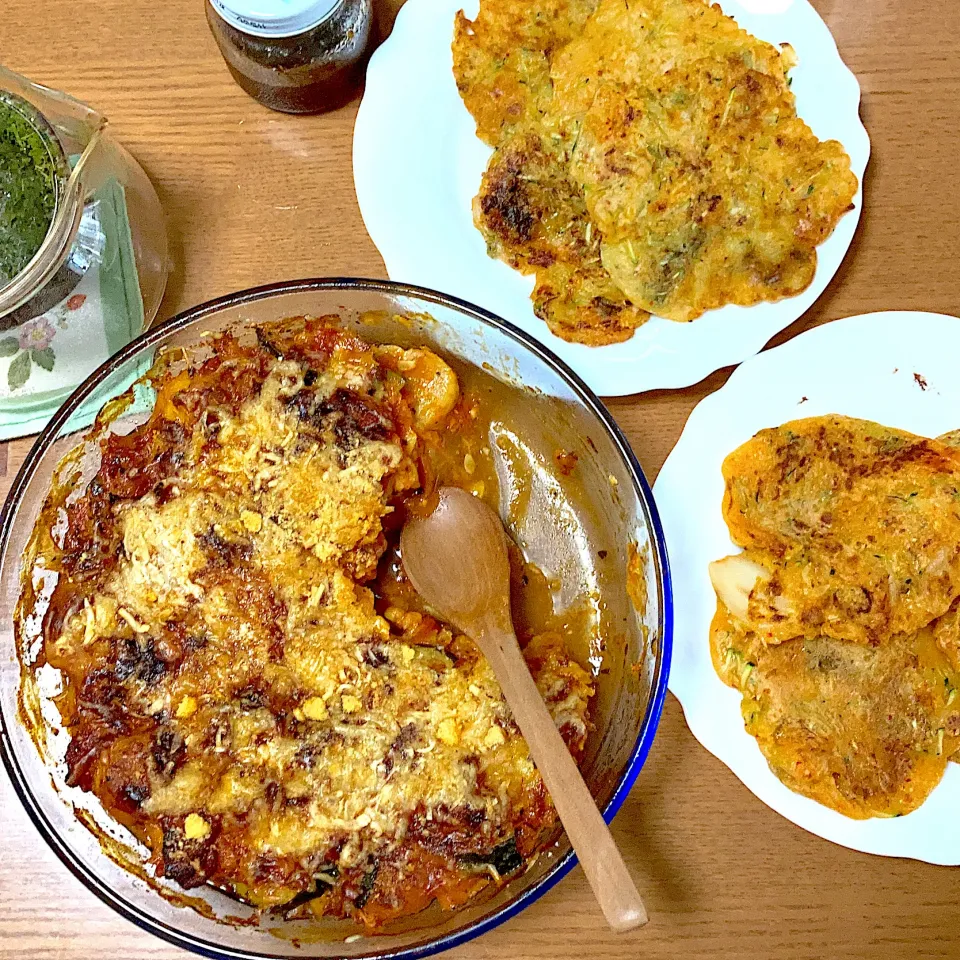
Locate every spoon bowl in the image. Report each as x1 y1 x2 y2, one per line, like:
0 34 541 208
401 487 511 635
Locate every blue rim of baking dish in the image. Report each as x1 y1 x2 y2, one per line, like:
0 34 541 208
0 277 673 960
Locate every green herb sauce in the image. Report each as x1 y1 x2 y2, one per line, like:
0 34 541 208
0 100 59 287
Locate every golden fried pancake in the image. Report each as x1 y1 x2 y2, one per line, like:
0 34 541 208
451 41 552 148
550 0 855 320
452 0 597 146
453 0 858 341
456 0 649 342
549 0 792 122
531 259 649 345
713 416 960 646
474 131 648 344
711 602 960 819
572 59 857 320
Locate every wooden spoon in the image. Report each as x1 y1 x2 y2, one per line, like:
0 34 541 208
401 486 648 932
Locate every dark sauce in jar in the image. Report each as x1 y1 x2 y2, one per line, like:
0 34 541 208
207 0 374 114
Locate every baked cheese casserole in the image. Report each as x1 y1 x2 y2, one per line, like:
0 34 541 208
19 316 594 927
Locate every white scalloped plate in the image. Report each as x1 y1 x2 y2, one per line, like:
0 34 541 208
656 311 960 863
354 0 870 396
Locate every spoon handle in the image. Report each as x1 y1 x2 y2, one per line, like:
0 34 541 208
485 627 648 933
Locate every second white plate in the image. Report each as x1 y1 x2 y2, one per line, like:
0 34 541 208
656 311 960 863
354 0 870 396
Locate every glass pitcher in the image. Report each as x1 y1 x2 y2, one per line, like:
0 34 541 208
0 65 168 435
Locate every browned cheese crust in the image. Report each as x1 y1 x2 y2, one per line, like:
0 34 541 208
18 317 594 928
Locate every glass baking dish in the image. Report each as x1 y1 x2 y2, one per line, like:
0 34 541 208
0 278 671 959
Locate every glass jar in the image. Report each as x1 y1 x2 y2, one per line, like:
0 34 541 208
0 66 168 438
206 0 374 114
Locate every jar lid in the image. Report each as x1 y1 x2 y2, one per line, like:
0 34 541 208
209 0 342 37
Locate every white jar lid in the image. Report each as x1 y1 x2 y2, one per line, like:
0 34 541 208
209 0 341 38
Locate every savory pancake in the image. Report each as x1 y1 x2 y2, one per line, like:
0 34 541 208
548 0 793 122
710 602 960 819
572 58 857 320
452 0 596 146
474 131 649 344
451 41 551 148
712 416 960 646
550 0 855 321
455 0 650 344
710 414 960 817
452 0 858 341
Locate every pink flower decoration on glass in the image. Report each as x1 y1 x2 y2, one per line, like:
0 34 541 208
19 318 55 352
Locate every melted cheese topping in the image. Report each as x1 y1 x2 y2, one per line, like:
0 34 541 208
37 323 593 920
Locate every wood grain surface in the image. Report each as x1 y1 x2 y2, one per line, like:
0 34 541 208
2 1 959 958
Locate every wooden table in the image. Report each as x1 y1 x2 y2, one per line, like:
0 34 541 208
2 1 959 957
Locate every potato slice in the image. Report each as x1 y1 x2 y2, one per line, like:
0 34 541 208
709 554 770 625
400 349 460 430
